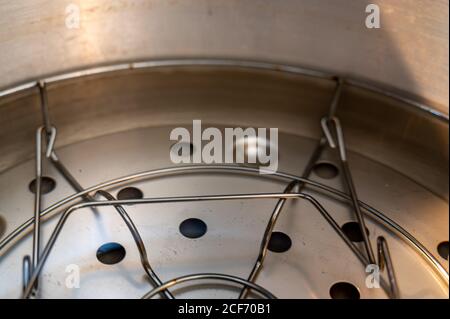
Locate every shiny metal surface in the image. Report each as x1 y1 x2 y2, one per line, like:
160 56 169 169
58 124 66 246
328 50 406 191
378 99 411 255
1 63 448 196
141 273 278 299
0 61 448 299
0 0 448 114
0 127 448 298
0 60 448 298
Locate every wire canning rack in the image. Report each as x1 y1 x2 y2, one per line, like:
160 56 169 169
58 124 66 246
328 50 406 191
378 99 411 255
0 60 448 299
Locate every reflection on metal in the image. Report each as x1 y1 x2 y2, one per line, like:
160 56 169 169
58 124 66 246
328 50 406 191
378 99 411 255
22 191 393 299
0 59 448 121
0 60 447 299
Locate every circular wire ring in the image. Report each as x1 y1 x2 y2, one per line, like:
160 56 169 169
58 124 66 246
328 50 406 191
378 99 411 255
141 273 277 299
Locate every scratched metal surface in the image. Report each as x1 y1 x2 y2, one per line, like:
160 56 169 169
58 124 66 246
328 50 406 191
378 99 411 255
0 0 448 113
0 126 448 298
0 48 447 297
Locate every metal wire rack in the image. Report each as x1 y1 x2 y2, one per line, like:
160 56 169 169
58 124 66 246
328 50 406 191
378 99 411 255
0 65 448 299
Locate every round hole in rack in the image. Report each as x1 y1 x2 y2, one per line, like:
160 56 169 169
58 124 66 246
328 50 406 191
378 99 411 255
28 177 56 194
329 282 360 299
313 162 339 179
437 241 449 260
0 215 6 239
341 222 370 243
117 187 144 200
179 218 207 239
268 231 292 253
96 242 126 265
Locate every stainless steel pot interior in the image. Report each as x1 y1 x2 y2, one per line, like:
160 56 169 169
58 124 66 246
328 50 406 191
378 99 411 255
0 0 448 299
0 62 448 299
1 0 448 114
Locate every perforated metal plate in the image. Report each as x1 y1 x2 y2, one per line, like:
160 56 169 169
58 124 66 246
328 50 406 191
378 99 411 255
0 64 448 299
